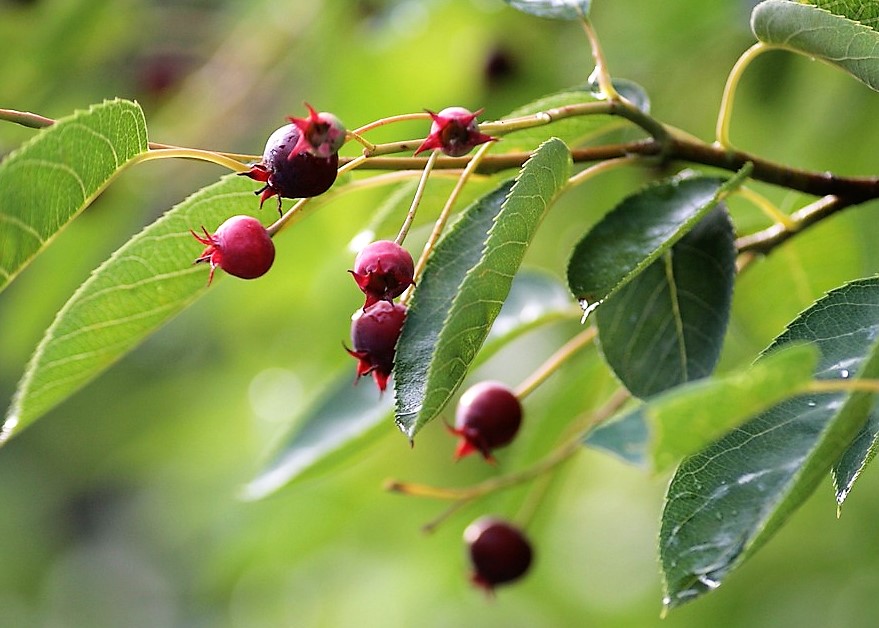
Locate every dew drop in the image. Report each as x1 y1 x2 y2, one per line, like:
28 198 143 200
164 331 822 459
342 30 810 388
840 369 850 379
807 400 817 408
578 298 602 323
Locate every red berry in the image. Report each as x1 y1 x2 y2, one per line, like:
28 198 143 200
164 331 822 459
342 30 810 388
241 104 345 213
449 381 522 462
349 240 415 309
464 517 533 593
287 102 347 158
346 301 407 392
414 106 497 157
191 215 275 285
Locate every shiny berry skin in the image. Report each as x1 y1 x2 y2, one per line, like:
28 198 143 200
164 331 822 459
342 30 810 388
449 381 522 462
349 240 415 309
241 105 344 213
414 106 497 157
464 517 533 593
346 301 407 392
191 215 275 285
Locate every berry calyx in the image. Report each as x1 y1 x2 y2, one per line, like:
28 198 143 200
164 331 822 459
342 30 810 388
349 240 415 309
241 106 344 213
464 517 533 593
449 381 522 462
287 102 347 158
414 106 497 157
346 301 407 392
191 215 275 285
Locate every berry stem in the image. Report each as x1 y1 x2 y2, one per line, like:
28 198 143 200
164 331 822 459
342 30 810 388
736 185 798 232
404 141 495 300
565 155 638 191
131 147 251 173
266 198 310 237
514 326 597 399
716 42 772 148
734 194 848 255
394 150 439 246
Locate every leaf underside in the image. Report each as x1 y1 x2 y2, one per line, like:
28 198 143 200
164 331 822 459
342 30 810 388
2 175 262 444
504 0 591 21
660 277 879 610
0 99 148 294
752 0 879 91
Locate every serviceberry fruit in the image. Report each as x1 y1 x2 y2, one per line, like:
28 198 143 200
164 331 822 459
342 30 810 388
414 106 497 157
449 380 522 462
241 104 345 213
191 215 275 285
349 240 415 309
346 301 407 392
464 517 533 593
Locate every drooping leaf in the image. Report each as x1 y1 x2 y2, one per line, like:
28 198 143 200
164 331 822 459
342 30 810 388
242 370 394 501
585 344 820 472
500 79 650 151
243 268 574 499
660 277 879 610
832 398 879 507
595 207 736 398
567 167 750 318
752 0 879 91
504 0 591 21
0 99 148 293
394 138 572 440
2 174 260 443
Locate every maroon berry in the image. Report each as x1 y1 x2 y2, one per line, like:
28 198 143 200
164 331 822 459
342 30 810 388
465 517 533 593
191 215 275 285
449 381 522 462
349 240 415 309
241 104 345 213
414 106 497 157
346 301 407 392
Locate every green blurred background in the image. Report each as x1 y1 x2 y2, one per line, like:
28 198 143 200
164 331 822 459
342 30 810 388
2 0 879 626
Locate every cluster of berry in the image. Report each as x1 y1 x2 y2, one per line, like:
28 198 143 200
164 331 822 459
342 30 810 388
191 104 531 592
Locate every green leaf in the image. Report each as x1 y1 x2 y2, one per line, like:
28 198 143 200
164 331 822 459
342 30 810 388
595 207 736 398
243 268 574 500
585 344 820 472
660 277 879 610
504 0 591 20
752 0 879 91
500 80 650 151
567 168 750 318
242 371 394 501
832 410 879 507
807 1 879 27
394 138 572 440
2 174 259 444
0 99 148 293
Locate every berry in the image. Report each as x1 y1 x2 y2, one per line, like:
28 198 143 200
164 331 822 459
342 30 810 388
287 103 347 158
449 381 522 462
192 215 275 285
349 240 415 309
346 301 407 392
241 104 345 213
414 106 497 157
464 517 533 593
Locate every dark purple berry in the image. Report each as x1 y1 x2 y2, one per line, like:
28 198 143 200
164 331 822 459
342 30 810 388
414 106 497 157
346 301 407 392
241 104 346 213
465 517 533 593
191 215 275 284
349 240 415 309
449 381 522 462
